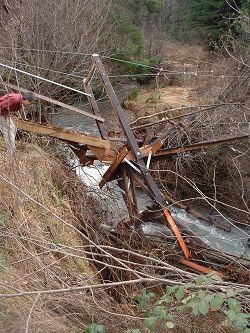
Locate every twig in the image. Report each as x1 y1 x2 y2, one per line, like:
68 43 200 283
0 278 175 299
24 292 41 333
129 103 245 128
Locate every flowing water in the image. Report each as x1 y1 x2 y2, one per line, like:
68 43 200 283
50 91 250 260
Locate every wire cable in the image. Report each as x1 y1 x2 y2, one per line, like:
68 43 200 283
0 46 92 56
0 62 91 97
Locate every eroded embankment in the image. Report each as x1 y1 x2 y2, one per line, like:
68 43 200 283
0 140 133 333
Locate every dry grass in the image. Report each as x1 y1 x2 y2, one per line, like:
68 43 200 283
0 140 133 333
0 138 245 333
123 86 201 120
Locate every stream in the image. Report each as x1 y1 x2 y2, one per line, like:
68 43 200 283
50 88 250 261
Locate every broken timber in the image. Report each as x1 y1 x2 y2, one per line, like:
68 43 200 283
13 117 112 149
13 117 116 163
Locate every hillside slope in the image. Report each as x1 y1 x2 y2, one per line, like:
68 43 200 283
0 139 131 333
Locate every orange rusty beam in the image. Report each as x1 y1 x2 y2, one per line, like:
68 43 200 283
164 208 224 275
180 258 223 277
163 208 191 260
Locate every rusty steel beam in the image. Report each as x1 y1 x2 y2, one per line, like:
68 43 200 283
180 258 223 276
91 55 225 275
163 191 231 231
163 208 191 259
154 134 250 158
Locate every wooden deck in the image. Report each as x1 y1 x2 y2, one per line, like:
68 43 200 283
13 117 116 163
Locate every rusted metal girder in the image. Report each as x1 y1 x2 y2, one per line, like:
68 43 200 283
180 258 223 276
154 134 250 158
99 145 129 189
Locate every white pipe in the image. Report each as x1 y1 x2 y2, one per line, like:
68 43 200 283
124 158 141 174
146 151 152 169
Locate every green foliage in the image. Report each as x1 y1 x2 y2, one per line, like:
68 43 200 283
133 273 250 333
127 87 140 100
135 288 155 309
112 52 159 76
242 0 250 13
109 13 144 62
126 0 163 13
145 92 162 103
141 0 163 12
181 0 246 43
85 324 107 333
110 2 162 75
86 273 250 333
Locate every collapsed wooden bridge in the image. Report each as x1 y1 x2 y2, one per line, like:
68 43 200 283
1 55 249 277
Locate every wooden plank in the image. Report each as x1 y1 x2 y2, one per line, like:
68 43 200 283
125 139 163 161
84 62 96 86
87 146 106 161
75 149 116 163
99 145 128 189
13 117 113 149
122 168 133 215
155 134 250 157
119 169 146 243
0 81 105 122
70 145 95 166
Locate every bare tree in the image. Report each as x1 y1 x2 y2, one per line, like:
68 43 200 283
0 0 118 99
